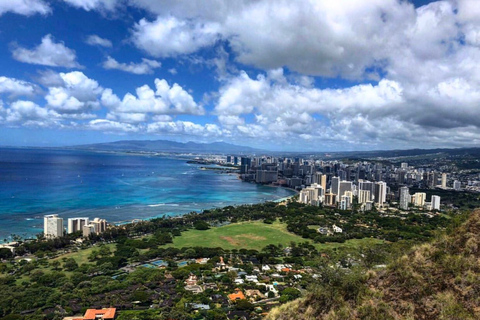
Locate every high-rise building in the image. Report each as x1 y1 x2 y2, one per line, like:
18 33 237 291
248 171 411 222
374 181 387 206
339 181 353 198
240 157 251 174
431 195 441 210
44 214 64 238
399 186 410 210
358 190 371 204
83 218 108 237
441 173 447 188
313 172 327 191
358 180 375 201
453 180 461 191
340 194 351 210
324 193 336 206
331 176 340 196
401 162 408 169
413 192 426 207
67 217 89 234
91 218 107 234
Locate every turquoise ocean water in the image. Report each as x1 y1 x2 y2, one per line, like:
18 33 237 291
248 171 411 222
0 148 294 240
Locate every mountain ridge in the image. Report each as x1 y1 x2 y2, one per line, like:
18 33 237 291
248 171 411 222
69 139 265 154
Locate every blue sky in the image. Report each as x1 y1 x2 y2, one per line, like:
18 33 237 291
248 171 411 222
0 0 479 151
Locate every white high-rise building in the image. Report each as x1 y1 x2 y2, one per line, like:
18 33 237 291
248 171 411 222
431 195 441 211
358 190 371 204
374 181 387 206
44 214 64 239
67 217 89 234
399 186 410 210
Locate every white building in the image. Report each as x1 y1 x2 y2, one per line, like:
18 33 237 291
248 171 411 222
374 181 387 206
44 214 64 238
82 218 108 237
67 217 89 234
332 224 343 233
431 195 441 211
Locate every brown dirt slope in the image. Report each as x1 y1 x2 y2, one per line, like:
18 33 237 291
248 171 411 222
267 210 480 320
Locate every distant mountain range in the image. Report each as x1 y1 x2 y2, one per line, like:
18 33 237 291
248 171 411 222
67 139 480 158
70 140 264 154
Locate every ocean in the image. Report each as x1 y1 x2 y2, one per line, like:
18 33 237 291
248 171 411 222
0 148 295 241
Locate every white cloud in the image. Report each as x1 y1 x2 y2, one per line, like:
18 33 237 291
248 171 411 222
45 71 103 114
63 0 117 11
101 79 204 115
86 119 140 132
147 120 222 137
212 66 480 148
1 100 59 127
106 112 147 124
0 0 50 16
131 16 220 58
0 77 37 97
85 35 113 47
102 56 161 74
12 34 81 68
35 70 65 87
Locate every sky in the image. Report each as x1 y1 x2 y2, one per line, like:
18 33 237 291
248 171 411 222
0 0 479 151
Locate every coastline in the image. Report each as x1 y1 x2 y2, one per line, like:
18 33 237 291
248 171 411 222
0 150 295 241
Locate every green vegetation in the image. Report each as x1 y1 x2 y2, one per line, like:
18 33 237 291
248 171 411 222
266 209 480 320
0 200 472 320
168 220 306 250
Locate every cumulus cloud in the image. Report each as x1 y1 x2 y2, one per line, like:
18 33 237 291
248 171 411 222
86 119 140 132
0 77 37 97
12 34 82 68
131 16 221 57
0 0 50 16
85 34 112 47
102 56 161 74
45 71 103 114
212 65 480 148
0 100 60 127
147 120 223 137
101 79 203 116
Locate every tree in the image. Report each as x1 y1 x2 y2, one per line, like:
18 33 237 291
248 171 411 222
194 221 210 230
0 248 13 260
63 258 78 271
235 299 254 311
50 260 61 271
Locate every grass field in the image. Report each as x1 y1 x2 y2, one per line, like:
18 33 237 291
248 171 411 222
165 220 385 251
167 220 307 250
53 243 116 265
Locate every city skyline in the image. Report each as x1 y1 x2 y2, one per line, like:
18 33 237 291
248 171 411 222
1 0 479 151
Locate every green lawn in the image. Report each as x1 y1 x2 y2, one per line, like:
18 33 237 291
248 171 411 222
165 220 385 251
53 243 116 265
314 238 385 251
166 220 308 250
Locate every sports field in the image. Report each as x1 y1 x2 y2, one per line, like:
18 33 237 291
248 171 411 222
166 220 385 251
168 220 307 250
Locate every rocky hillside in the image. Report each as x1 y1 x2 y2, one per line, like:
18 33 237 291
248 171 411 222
267 210 480 320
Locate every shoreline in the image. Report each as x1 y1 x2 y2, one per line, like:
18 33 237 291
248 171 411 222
1 183 297 242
